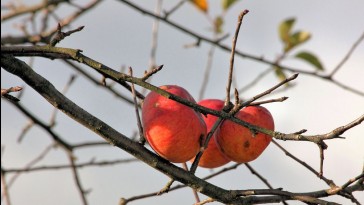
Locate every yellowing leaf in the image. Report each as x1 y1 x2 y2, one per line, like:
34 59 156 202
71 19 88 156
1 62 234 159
279 18 295 44
190 0 208 12
214 16 224 34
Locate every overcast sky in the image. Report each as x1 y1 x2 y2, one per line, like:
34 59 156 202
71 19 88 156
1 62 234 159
1 0 364 205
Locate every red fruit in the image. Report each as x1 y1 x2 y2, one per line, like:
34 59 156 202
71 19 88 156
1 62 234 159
142 85 206 163
191 99 230 168
215 106 274 163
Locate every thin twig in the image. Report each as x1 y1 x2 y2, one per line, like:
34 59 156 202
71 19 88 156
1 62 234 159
72 141 110 149
1 0 67 22
49 74 77 127
163 0 187 18
4 50 358 146
237 73 298 110
3 53 364 204
244 163 274 189
249 97 289 106
193 198 214 205
68 153 88 205
198 45 216 101
6 99 73 152
1 167 12 205
1 143 53 201
148 0 162 72
236 69 272 95
128 67 145 144
272 140 336 188
189 117 224 174
1 86 23 102
1 86 23 95
118 0 364 97
121 163 243 204
319 145 324 177
5 158 139 173
157 178 175 195
329 32 364 77
49 23 84 46
141 65 164 81
225 10 249 106
327 172 364 195
244 163 289 205
17 120 34 143
182 163 200 203
62 60 136 105
191 11 250 174
1 0 102 45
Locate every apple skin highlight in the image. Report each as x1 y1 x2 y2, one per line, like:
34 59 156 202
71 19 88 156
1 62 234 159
142 85 206 163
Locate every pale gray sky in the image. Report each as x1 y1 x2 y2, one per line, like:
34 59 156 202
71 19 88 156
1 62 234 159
1 0 364 205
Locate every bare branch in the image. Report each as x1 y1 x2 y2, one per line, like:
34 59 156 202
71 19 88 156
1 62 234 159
141 65 164 81
272 140 336 188
1 0 67 22
68 154 88 205
249 97 289 106
121 163 244 204
128 67 145 144
5 158 139 173
62 60 136 105
198 45 216 101
17 120 34 143
1 86 23 102
157 178 175 195
118 0 364 97
1 0 102 45
225 10 249 106
1 166 12 205
329 32 364 77
163 0 187 18
4 97 73 152
148 0 162 71
194 198 214 205
182 163 200 203
49 23 84 46
3 49 360 147
49 74 77 127
237 73 298 109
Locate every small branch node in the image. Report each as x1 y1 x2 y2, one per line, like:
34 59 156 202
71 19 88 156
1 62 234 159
49 23 85 46
157 179 175 195
293 129 307 135
141 65 164 81
1 86 23 102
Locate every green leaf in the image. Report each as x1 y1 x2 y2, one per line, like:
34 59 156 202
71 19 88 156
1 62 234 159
222 0 239 11
274 66 289 86
295 51 324 71
279 18 295 44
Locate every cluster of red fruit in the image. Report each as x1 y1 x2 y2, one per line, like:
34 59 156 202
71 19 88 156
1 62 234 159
142 85 274 168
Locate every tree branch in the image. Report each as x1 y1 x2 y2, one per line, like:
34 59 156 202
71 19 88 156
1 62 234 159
117 0 364 97
3 55 362 204
2 47 362 147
